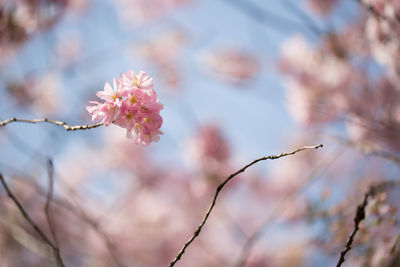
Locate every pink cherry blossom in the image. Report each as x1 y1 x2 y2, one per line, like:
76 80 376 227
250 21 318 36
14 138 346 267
200 48 260 85
86 101 103 122
86 70 163 145
120 70 154 91
96 78 127 104
188 124 230 168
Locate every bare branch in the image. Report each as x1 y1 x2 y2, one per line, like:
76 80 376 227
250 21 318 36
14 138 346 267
0 173 65 267
235 143 345 267
168 144 323 267
0 117 103 131
220 0 322 37
356 145 400 168
70 205 126 267
0 152 124 266
328 135 400 168
282 0 325 35
44 159 63 267
336 180 400 267
354 0 400 23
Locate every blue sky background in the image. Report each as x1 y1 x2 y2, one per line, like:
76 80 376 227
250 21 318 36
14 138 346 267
0 0 359 177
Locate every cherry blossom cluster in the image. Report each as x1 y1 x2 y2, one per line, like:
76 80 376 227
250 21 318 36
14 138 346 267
86 71 163 145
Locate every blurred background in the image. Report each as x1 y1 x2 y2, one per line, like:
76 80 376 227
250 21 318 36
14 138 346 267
1 0 400 266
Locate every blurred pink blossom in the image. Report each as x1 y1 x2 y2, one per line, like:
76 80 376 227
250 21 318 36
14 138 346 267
187 124 230 168
135 30 186 89
115 0 190 26
307 0 339 16
0 0 67 62
200 48 260 85
6 73 62 115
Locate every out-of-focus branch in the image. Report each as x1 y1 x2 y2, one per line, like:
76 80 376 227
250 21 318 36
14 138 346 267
328 135 400 168
0 117 103 131
282 0 325 35
220 0 322 37
0 136 124 266
71 206 126 267
336 180 400 267
45 159 60 256
0 173 65 267
356 144 400 167
168 144 323 267
354 0 400 23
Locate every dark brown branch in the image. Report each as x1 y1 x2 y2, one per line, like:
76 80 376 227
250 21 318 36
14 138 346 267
235 143 346 267
0 173 65 267
168 144 323 267
336 180 400 267
0 117 103 131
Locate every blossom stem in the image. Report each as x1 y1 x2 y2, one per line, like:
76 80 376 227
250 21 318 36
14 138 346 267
0 117 104 131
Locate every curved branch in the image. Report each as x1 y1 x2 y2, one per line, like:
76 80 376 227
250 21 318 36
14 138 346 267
235 142 345 267
0 173 65 266
168 144 323 267
0 117 103 131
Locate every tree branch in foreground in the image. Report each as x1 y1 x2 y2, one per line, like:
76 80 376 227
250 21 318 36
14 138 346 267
235 143 346 267
336 180 400 267
0 117 103 131
0 173 65 267
168 144 324 267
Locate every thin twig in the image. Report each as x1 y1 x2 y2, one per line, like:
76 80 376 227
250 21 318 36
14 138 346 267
336 180 400 267
327 135 400 168
0 173 65 267
0 117 103 131
220 0 321 37
45 159 64 266
45 159 57 244
235 142 345 267
355 143 400 168
72 205 126 267
168 144 323 267
0 146 124 266
282 0 325 35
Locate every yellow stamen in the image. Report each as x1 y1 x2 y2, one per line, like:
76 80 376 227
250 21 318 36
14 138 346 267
129 95 137 103
144 117 151 123
126 113 132 120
